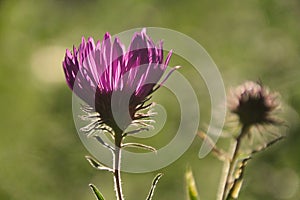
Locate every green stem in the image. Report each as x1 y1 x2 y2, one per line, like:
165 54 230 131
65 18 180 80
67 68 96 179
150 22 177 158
219 126 248 200
113 130 124 200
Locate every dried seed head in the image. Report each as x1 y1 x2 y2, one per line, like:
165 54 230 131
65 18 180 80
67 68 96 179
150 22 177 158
228 81 281 128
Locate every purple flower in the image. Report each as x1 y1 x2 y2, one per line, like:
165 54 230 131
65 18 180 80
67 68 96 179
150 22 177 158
63 29 175 133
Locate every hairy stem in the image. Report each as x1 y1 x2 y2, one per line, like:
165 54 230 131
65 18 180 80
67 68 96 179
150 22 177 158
113 132 124 200
219 126 248 200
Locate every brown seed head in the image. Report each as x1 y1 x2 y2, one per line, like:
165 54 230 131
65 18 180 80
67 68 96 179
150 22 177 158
228 81 280 128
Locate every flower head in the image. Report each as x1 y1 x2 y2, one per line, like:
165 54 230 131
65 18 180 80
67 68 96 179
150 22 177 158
228 81 281 128
63 29 174 134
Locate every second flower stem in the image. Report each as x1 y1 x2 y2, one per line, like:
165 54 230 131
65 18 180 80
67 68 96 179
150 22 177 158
220 125 248 200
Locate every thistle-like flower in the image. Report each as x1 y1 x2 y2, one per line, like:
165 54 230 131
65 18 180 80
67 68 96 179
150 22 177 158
62 29 176 200
63 29 174 137
228 81 282 137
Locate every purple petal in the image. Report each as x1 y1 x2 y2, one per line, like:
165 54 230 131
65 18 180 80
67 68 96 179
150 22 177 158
63 49 79 90
156 41 164 64
63 47 96 106
111 38 125 89
126 32 149 71
100 33 112 91
163 49 172 68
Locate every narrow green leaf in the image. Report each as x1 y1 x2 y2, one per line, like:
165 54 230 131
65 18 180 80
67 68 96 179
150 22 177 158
94 136 115 152
198 131 229 161
122 127 149 136
251 135 285 155
85 156 113 172
146 173 163 200
227 179 243 200
186 168 200 200
122 143 157 153
226 158 249 200
89 184 105 200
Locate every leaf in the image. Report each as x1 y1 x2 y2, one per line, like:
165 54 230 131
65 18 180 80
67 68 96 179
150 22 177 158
122 127 149 137
198 131 229 161
228 179 243 200
89 184 105 200
250 135 285 155
146 173 163 200
122 143 157 153
185 168 200 200
226 158 250 200
94 136 115 152
85 156 113 172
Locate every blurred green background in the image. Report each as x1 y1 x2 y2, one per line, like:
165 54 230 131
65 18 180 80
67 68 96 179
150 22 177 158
1 0 300 199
